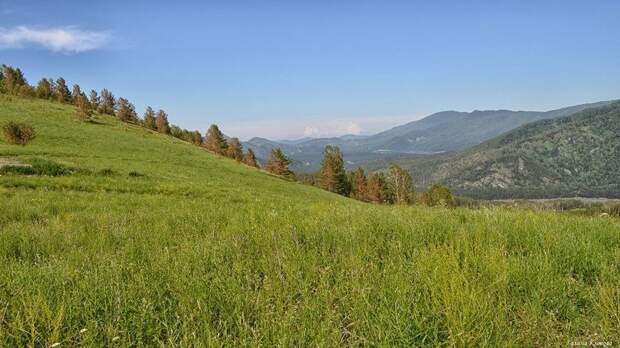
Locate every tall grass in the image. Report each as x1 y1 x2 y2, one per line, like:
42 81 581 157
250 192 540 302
1 95 619 346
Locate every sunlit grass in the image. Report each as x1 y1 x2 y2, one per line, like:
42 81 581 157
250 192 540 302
1 95 619 346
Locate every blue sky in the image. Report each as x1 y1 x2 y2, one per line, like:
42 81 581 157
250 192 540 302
1 0 619 140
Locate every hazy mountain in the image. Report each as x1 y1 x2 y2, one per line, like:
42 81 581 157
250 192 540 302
243 100 615 172
373 102 620 199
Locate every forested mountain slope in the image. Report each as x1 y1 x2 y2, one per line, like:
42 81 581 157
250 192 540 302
391 102 620 198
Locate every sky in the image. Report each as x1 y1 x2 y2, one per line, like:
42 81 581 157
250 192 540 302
1 0 619 140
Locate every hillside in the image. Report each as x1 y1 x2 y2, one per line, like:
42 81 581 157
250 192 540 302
244 100 615 172
1 95 619 346
383 102 620 199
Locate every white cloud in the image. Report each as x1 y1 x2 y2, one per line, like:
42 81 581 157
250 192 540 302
0 26 110 53
301 121 363 138
303 126 319 137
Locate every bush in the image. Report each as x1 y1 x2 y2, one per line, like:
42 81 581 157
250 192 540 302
2 121 36 145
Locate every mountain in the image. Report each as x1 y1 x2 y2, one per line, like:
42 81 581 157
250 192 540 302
243 100 615 172
377 102 620 199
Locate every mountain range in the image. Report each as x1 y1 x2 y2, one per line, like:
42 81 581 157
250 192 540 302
243 100 614 172
366 101 620 199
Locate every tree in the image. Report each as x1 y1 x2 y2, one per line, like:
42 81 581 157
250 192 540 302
54 78 71 103
319 145 349 195
116 97 138 123
205 124 227 154
190 130 203 146
99 88 116 115
155 110 170 134
386 164 413 204
89 90 100 110
421 184 456 207
142 106 157 130
266 148 294 179
243 148 259 168
0 65 29 95
350 167 368 201
367 172 388 204
35 78 54 99
71 84 83 104
75 94 94 121
226 137 243 161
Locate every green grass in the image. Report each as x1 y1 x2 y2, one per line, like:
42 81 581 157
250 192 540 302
1 95 619 346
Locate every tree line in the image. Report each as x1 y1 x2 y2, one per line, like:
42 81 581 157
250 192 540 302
302 145 456 207
1 64 454 206
0 64 262 167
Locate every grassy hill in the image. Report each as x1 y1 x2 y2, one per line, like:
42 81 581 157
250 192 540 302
381 102 620 199
1 95 619 346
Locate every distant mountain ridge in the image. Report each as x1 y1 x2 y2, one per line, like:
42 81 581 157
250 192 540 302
243 100 616 171
372 101 620 199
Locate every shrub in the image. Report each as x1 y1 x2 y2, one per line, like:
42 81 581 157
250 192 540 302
2 121 36 145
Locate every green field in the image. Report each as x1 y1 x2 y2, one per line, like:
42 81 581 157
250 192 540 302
1 95 619 346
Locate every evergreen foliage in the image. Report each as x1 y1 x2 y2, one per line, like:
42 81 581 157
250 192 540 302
205 124 228 154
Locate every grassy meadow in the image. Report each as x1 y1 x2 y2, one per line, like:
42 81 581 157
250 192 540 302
1 95 619 346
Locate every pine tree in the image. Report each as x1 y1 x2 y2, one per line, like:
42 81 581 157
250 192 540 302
99 88 116 115
89 90 100 110
54 78 71 103
116 97 137 123
142 106 157 130
226 137 243 161
387 164 413 204
350 167 368 201
35 78 53 99
155 110 170 134
75 94 94 121
243 149 259 168
266 148 294 179
0 65 29 95
205 124 228 154
319 145 349 195
367 172 388 204
191 130 203 146
71 84 83 105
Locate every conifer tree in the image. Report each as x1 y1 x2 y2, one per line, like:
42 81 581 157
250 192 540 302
350 167 368 201
142 106 157 130
75 94 94 121
99 88 116 115
226 137 243 161
387 164 413 204
155 109 170 134
71 84 83 104
89 90 100 110
35 78 53 99
319 145 349 195
367 172 388 204
266 148 294 179
205 124 228 154
54 78 71 103
243 148 259 168
116 97 138 123
0 65 29 95
191 130 203 146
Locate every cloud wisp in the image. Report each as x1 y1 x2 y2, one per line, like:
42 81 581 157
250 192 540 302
0 26 110 53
